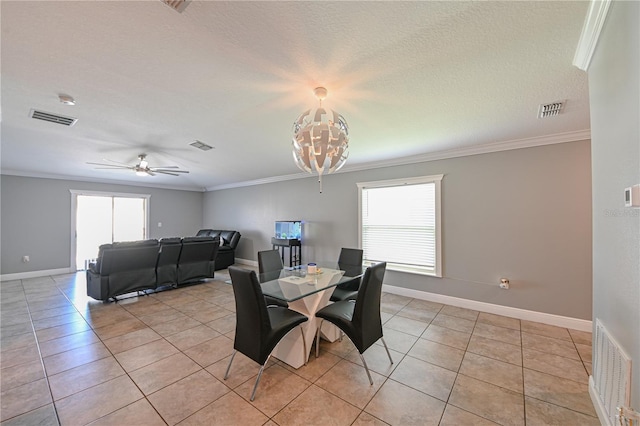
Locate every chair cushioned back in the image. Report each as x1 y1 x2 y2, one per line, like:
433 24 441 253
258 250 284 275
352 262 387 351
336 248 364 291
338 248 363 268
229 267 271 363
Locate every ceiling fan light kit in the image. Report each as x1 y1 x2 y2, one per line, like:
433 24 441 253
292 87 349 193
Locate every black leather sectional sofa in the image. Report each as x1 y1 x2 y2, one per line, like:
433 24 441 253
195 229 241 270
86 236 220 302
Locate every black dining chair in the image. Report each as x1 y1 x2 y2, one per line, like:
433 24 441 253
225 267 308 401
315 262 392 385
330 248 364 302
257 249 288 308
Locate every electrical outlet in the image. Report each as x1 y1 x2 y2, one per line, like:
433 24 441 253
499 278 510 289
22 255 30 263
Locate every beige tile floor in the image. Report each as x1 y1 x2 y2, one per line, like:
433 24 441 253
0 271 598 425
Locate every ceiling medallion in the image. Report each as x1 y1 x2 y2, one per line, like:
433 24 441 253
292 87 349 193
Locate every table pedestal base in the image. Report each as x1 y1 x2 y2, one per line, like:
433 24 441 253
271 288 340 368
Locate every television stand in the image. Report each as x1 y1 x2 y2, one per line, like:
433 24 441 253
271 238 301 267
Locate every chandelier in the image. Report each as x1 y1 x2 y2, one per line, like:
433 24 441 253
292 87 349 193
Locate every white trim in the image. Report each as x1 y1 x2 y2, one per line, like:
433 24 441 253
573 0 613 71
235 257 258 268
69 189 152 199
1 267 73 282
356 174 444 189
206 130 591 191
589 376 612 426
2 129 591 193
433 177 442 277
0 129 592 192
382 284 592 332
1 170 205 192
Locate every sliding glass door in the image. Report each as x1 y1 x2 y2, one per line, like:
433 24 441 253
72 191 149 270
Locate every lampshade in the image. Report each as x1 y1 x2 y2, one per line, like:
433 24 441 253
292 87 349 193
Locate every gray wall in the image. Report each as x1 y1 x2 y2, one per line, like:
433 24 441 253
204 140 592 319
0 175 204 274
589 0 640 407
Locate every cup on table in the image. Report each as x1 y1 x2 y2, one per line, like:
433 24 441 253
307 263 317 274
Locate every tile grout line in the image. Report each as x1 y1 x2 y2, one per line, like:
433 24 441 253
15 277 63 426
57 277 170 426
3 274 597 425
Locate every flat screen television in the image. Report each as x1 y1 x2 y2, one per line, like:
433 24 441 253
275 221 302 241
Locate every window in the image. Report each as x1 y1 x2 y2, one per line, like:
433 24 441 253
70 190 150 271
357 175 443 277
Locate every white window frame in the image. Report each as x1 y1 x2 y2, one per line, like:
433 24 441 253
357 174 443 277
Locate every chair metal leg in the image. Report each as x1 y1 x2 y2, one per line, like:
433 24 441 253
315 319 323 358
244 324 310 401
250 355 271 402
301 326 308 366
359 353 374 385
381 337 394 364
223 350 237 380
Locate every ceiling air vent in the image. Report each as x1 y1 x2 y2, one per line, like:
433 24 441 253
190 140 214 151
162 0 190 13
29 109 77 126
538 101 565 118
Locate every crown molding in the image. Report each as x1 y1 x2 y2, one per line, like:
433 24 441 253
0 170 206 192
2 129 591 193
206 129 591 192
573 0 613 71
206 171 312 191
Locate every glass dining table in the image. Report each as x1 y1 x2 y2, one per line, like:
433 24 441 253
258 262 364 369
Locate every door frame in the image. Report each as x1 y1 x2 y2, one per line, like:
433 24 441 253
70 189 151 272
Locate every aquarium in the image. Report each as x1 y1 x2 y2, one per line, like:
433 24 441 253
275 221 302 241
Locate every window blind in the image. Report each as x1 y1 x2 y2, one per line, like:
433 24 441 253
358 175 442 276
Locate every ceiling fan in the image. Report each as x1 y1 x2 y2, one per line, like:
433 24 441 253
88 154 189 177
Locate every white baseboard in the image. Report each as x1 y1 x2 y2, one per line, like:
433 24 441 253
382 284 592 332
235 258 258 268
0 267 74 282
589 376 612 426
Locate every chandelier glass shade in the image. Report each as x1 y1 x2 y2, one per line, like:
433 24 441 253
292 87 349 192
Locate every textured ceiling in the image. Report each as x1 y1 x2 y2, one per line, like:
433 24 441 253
1 1 590 191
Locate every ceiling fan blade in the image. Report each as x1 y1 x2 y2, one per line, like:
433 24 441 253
154 170 181 176
152 168 189 174
101 159 133 167
87 162 133 169
88 157 188 177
